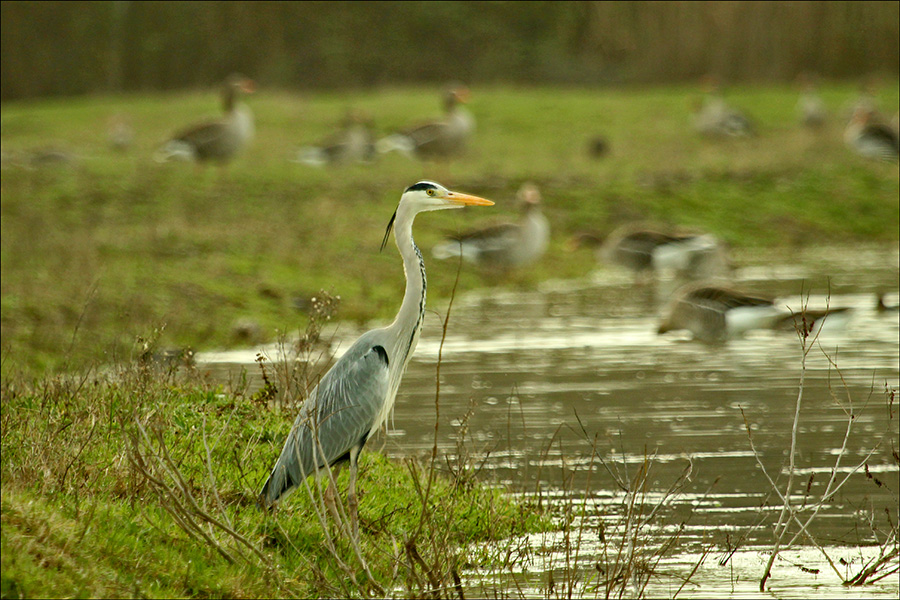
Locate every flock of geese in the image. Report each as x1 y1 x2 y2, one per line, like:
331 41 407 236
9 74 895 346
691 76 900 163
145 77 476 168
141 73 898 168
136 74 897 345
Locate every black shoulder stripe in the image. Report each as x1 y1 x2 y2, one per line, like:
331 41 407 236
371 345 389 366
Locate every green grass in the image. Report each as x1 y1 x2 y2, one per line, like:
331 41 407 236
0 361 547 598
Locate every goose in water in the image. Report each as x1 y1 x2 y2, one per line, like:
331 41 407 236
876 292 899 313
570 224 731 282
657 284 853 343
155 74 256 164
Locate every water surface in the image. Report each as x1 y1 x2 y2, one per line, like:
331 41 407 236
198 244 899 597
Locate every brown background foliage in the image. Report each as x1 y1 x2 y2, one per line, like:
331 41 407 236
2 1 898 100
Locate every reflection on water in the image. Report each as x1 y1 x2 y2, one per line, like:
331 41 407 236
197 244 899 597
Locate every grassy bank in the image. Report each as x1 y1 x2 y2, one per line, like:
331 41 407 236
2 84 898 376
0 356 547 598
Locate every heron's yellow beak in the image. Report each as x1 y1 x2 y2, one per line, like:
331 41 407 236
446 191 494 207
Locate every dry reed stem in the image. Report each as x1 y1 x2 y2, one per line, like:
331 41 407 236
744 292 898 590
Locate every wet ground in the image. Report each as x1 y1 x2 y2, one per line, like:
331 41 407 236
198 243 899 597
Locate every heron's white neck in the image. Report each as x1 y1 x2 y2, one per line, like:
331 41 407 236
388 203 428 368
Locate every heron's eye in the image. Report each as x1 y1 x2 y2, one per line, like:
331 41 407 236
426 189 436 196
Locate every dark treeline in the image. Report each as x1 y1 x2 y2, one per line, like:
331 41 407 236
2 0 898 101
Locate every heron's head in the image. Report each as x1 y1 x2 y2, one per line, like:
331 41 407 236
400 181 493 213
382 181 494 250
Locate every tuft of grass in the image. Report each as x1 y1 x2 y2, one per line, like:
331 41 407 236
0 354 548 598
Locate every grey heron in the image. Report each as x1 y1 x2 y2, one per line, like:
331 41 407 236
259 181 493 537
657 284 852 344
154 74 256 164
376 86 475 160
431 183 550 272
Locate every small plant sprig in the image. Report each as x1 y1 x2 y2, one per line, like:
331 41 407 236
741 287 899 591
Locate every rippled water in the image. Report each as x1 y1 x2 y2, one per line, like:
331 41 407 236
198 244 899 598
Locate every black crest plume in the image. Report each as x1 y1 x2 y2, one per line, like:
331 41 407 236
381 209 398 252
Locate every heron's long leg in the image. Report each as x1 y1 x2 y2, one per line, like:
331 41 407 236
323 466 343 530
348 447 360 541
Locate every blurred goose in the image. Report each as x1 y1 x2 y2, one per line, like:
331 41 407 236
844 107 899 162
154 74 256 163
692 96 756 138
876 292 899 313
692 77 755 138
107 114 134 152
587 135 610 159
657 284 853 343
376 85 474 160
571 225 731 282
795 74 827 130
432 183 549 271
293 109 376 167
843 77 883 123
0 146 77 169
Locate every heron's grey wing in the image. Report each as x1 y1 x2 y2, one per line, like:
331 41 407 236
259 341 390 506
